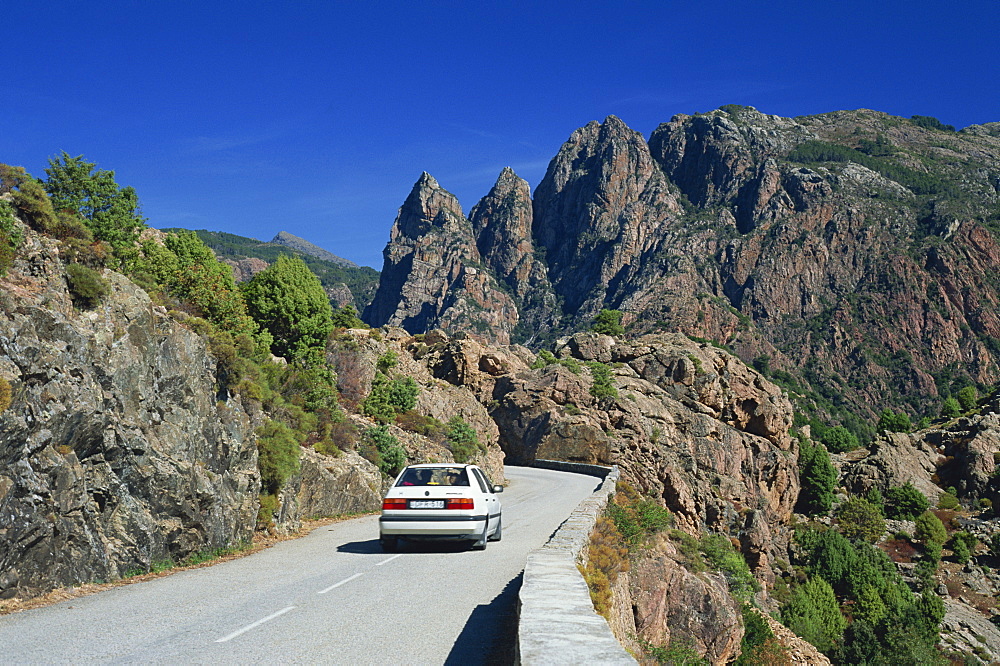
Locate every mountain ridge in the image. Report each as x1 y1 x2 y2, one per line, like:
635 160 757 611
364 106 1000 435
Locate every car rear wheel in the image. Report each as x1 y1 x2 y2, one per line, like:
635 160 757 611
488 516 502 542
380 536 398 552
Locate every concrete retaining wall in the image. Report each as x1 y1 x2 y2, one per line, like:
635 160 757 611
516 461 635 664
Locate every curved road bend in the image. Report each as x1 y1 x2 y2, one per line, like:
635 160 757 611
0 466 600 665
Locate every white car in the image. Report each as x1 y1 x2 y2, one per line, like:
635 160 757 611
378 463 503 552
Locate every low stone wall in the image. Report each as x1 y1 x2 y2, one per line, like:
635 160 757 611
516 461 635 664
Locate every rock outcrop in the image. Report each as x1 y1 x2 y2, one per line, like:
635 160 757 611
620 536 743 663
841 391 1000 505
326 327 507 485
0 225 260 600
418 329 796 588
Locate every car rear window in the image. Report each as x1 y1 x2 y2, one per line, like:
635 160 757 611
396 467 470 487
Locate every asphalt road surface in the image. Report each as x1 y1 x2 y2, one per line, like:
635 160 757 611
0 465 600 665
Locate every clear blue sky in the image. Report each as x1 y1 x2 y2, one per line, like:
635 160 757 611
3 1 998 268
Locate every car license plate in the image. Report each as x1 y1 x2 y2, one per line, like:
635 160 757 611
409 500 444 509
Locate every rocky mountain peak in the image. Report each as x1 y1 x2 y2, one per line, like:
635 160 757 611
532 114 681 318
469 168 536 290
392 171 468 241
363 172 518 342
365 106 1000 426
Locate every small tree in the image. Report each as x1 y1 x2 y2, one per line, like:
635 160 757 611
331 304 367 329
242 254 334 362
780 576 846 655
864 487 885 515
956 386 978 411
836 497 886 543
445 416 482 463
914 511 947 549
940 396 961 418
365 425 406 476
949 532 977 565
877 409 911 433
592 309 625 336
821 425 859 453
885 483 930 520
43 152 146 263
797 441 837 516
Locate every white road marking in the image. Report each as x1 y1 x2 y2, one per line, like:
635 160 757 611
375 554 401 566
318 572 364 594
215 606 296 643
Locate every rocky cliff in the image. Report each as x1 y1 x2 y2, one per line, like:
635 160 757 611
0 224 260 600
366 106 1000 428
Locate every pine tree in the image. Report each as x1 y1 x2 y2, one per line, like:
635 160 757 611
242 254 334 362
43 152 146 262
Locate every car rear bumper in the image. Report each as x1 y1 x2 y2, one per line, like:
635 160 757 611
379 513 488 538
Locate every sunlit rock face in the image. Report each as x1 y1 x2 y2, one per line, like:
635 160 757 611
0 225 259 600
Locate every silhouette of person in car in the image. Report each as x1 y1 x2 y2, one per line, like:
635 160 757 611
401 469 431 486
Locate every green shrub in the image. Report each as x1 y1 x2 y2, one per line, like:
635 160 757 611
937 492 960 510
43 152 147 263
376 350 398 373
592 309 625 336
957 386 978 411
988 533 1000 558
395 411 444 438
0 199 23 275
331 304 367 329
257 493 280 528
607 482 672 548
796 441 837 515
734 603 779 666
820 425 859 453
638 636 708 665
835 497 886 543
531 350 582 374
940 396 961 418
65 262 110 309
362 372 419 422
865 487 885 514
877 409 911 433
949 532 977 565
364 425 406 476
700 534 758 601
914 511 947 548
780 576 846 655
445 415 483 463
256 419 301 495
910 115 956 132
2 166 59 234
241 254 333 362
885 483 930 519
587 361 618 402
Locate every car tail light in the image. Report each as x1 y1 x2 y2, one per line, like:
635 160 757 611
446 498 475 510
382 498 408 510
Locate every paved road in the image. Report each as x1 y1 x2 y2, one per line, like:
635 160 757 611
0 466 600 665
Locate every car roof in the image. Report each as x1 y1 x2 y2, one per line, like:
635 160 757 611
404 463 474 469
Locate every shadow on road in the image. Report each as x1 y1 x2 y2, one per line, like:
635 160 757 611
444 572 522 666
335 539 384 554
336 539 476 554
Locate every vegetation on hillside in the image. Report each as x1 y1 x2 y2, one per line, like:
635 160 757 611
168 228 380 312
